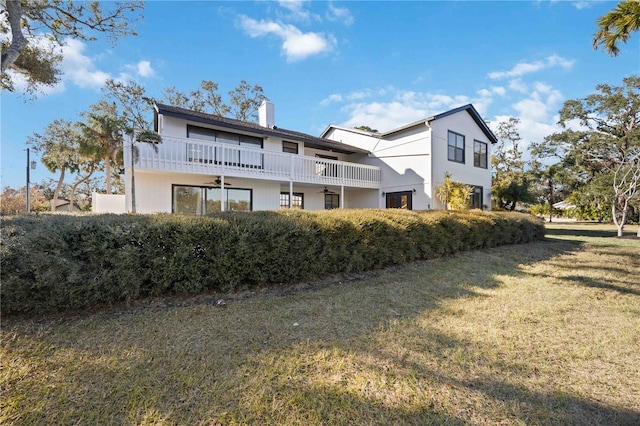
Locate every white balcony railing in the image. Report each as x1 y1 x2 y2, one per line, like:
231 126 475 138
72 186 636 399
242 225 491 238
125 135 381 188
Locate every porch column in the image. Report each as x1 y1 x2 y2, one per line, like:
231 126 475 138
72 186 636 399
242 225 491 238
340 185 344 209
289 181 293 208
220 175 225 212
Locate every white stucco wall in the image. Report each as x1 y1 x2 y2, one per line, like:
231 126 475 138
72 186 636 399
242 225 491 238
131 172 285 213
326 126 433 209
92 193 126 213
430 111 492 210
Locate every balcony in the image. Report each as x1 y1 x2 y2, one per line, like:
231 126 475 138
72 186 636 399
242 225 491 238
125 135 381 189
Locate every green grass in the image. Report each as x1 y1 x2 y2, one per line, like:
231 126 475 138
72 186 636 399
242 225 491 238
2 223 639 425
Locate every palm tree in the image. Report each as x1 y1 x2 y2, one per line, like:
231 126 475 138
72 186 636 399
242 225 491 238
27 119 82 210
80 110 126 194
593 0 640 56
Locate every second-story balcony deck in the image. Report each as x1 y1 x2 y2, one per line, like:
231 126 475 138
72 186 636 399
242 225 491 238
126 135 381 189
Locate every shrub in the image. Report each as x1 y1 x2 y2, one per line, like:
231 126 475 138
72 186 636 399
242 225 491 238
0 210 545 314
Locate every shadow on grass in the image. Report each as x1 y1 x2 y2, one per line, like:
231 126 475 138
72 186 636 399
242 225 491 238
3 237 637 424
545 227 618 239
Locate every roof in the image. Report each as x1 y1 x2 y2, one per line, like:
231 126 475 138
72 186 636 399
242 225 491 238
428 104 498 144
154 103 371 155
321 103 498 144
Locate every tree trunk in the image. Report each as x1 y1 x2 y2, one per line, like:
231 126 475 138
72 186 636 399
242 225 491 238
1 1 27 73
105 156 112 194
69 165 95 212
52 168 66 211
612 202 627 237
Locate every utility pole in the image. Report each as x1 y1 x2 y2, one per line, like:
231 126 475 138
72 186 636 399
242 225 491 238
26 148 30 213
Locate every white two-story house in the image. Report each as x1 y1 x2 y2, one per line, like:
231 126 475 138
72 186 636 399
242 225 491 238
121 101 495 214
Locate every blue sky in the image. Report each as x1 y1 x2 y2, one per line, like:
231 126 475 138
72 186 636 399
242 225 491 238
2 0 638 189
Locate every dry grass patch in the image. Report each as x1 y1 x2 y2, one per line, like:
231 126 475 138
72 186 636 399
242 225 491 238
2 223 639 425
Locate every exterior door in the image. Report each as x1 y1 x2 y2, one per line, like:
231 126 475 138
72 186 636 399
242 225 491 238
386 191 412 210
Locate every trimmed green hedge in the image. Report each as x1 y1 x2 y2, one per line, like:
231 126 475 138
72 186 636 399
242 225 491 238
1 210 545 314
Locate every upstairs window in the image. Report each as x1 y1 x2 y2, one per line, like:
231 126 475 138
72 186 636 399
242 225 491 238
448 131 465 164
474 140 488 169
283 141 299 154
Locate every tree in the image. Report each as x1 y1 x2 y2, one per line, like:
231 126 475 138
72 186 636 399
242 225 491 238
228 80 267 122
593 0 640 56
102 79 155 130
67 153 102 212
79 101 126 194
436 171 472 210
1 0 143 94
354 125 379 133
162 80 230 116
161 80 267 122
0 185 49 215
491 117 534 210
533 76 640 236
27 119 83 209
530 162 573 222
612 151 640 236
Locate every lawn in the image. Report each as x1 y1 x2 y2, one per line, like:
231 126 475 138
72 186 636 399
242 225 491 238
1 222 639 425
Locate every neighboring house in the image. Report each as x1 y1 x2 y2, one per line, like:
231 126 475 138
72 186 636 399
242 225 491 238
51 198 82 212
121 101 495 214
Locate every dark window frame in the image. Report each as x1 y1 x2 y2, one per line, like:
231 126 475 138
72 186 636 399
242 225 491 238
282 141 299 154
280 192 304 209
447 130 465 164
470 185 483 209
385 191 413 210
474 140 488 169
324 193 340 209
172 184 253 215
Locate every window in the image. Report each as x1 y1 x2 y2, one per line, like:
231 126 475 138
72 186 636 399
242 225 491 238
186 125 263 167
280 192 304 209
474 140 488 169
324 193 340 209
283 141 298 154
386 191 413 210
470 186 483 209
448 131 465 163
172 185 252 215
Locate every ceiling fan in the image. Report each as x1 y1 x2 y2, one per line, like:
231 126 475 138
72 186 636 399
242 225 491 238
318 186 336 194
203 176 231 186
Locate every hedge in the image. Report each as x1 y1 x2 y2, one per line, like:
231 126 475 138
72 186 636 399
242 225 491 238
0 209 545 314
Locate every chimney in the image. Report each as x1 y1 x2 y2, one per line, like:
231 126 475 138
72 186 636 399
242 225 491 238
259 100 275 128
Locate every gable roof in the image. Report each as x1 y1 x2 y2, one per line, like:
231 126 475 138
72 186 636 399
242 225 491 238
154 103 371 155
428 104 498 144
321 103 498 144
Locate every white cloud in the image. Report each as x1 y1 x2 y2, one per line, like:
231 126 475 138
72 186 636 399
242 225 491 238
327 2 354 25
324 88 486 132
136 60 155 78
60 39 113 89
238 15 335 61
508 78 528 93
320 93 343 106
60 40 154 90
491 86 507 96
488 55 575 80
276 0 315 22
